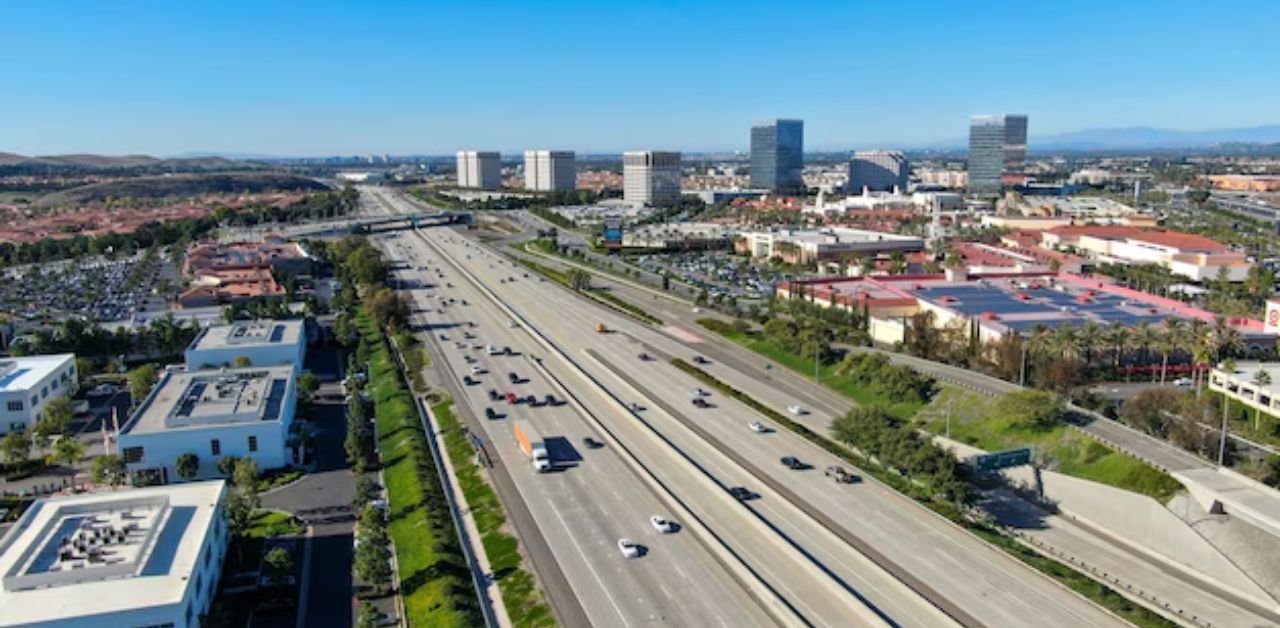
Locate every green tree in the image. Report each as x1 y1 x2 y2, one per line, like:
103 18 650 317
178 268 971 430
263 546 295 588
352 475 380 511
1119 388 1182 437
355 506 394 593
217 455 240 477
232 356 252 368
1 432 31 468
356 602 384 628
37 397 75 438
127 363 159 405
233 457 260 492
53 436 86 468
175 452 200 480
1253 370 1273 431
297 373 320 404
90 453 127 487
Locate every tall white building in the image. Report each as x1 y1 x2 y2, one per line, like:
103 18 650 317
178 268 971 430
0 354 77 435
523 150 576 191
456 150 501 189
847 151 909 193
119 365 298 484
623 151 682 206
0 481 228 628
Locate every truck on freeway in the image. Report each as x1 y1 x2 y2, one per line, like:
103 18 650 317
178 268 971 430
514 420 552 472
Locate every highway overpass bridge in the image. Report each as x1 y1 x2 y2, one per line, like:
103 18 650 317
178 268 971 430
272 211 472 238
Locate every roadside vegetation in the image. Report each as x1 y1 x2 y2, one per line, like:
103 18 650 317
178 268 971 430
331 236 482 627
435 401 555 628
510 252 661 324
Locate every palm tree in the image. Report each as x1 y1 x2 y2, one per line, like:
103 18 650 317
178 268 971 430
1105 322 1130 369
1051 324 1082 362
1158 319 1185 384
1192 340 1215 399
1078 321 1104 370
1131 321 1158 369
1252 370 1272 432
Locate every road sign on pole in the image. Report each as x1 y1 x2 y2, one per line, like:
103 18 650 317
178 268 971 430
972 447 1033 472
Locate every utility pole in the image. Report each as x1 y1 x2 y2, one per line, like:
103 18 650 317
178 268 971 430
1019 343 1028 387
1219 397 1230 467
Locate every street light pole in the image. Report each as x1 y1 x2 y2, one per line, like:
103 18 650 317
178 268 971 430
1219 397 1229 467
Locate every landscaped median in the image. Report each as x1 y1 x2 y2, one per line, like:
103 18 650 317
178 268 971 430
433 401 555 628
671 358 1178 628
510 246 662 325
357 314 483 627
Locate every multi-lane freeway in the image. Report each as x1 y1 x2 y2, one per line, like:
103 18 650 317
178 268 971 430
364 186 1132 627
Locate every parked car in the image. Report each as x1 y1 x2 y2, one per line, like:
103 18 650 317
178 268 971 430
87 384 117 397
649 515 676 534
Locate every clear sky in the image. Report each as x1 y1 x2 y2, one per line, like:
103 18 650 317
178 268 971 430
3 0 1278 156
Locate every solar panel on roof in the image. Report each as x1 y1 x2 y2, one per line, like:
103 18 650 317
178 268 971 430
263 379 288 420
268 325 286 343
0 368 30 389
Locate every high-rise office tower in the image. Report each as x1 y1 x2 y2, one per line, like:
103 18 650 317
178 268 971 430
623 151 682 206
750 119 804 193
456 150 501 189
523 150 576 192
847 150 909 193
967 114 1028 193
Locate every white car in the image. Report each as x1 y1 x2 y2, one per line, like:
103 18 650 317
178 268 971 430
1172 377 1192 387
508 320 519 328
787 405 807 415
470 365 486 375
691 388 709 397
649 515 676 534
617 538 641 558
748 421 768 433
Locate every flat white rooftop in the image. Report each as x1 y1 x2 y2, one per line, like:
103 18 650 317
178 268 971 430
188 320 303 351
123 365 294 436
0 481 225 624
0 354 74 393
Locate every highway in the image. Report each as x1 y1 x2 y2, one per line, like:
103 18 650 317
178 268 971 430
369 187 1133 626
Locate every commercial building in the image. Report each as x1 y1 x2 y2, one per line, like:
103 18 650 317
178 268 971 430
1041 226 1251 282
0 354 77 435
968 114 1028 193
1205 175 1280 192
750 119 804 193
523 150 576 192
847 151 908 193
184 320 306 372
118 366 298 483
621 223 734 251
1209 361 1280 417
623 151 682 206
178 238 313 309
735 227 924 265
0 481 228 627
456 151 502 189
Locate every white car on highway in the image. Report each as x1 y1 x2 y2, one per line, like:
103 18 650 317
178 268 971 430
691 388 709 397
748 421 768 433
617 538 641 558
787 405 807 415
650 515 676 534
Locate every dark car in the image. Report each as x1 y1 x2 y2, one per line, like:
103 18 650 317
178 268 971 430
728 487 754 501
508 372 520 384
544 394 558 406
488 389 501 401
692 397 710 408
462 375 476 386
638 352 652 361
525 394 540 406
692 356 710 364
484 407 498 420
582 437 603 449
780 456 805 470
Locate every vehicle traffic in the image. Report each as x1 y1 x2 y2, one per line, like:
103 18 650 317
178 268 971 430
513 421 552 472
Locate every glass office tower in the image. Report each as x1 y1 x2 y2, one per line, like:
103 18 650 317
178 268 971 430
968 114 1027 194
750 119 804 193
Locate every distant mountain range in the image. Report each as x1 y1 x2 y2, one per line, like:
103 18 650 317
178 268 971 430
901 124 1280 152
0 152 250 171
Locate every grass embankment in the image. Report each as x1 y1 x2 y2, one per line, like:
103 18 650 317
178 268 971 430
358 314 480 627
696 318 922 418
394 328 432 393
434 402 555 628
676 360 1177 628
916 388 1183 501
510 252 662 325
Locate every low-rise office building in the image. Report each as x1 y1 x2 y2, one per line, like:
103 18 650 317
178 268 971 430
0 354 77 435
621 223 735 250
0 481 228 627
119 366 298 483
735 227 924 264
184 320 306 372
1210 361 1280 417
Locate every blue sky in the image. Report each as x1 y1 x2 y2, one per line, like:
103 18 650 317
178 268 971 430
3 0 1278 156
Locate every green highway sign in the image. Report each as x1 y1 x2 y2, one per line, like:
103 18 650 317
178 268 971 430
973 447 1033 471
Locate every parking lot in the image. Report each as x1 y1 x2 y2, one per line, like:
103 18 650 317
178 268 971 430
627 250 780 303
0 249 173 322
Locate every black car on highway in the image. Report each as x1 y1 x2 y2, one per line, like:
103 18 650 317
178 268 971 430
728 487 755 501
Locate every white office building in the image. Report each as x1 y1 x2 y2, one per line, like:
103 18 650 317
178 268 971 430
184 320 306 373
523 150 576 192
456 150 502 189
0 354 77 435
0 481 228 628
847 151 909 193
623 151 682 206
118 366 298 484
